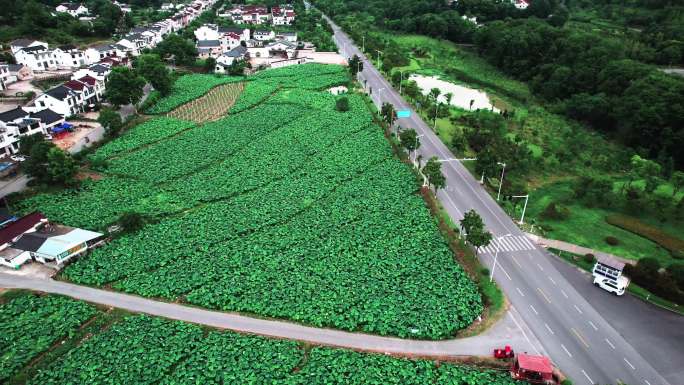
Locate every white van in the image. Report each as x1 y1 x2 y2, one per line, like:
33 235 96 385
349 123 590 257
593 276 629 296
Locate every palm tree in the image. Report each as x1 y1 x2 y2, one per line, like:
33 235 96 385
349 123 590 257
445 92 453 107
429 87 441 102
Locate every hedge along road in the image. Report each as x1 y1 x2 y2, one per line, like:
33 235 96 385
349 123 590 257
318 8 672 385
0 273 542 357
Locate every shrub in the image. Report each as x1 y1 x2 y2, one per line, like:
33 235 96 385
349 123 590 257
540 202 570 220
605 236 620 246
583 253 595 264
336 96 350 112
671 250 684 260
118 212 146 233
668 264 684 289
561 379 573 385
480 267 490 276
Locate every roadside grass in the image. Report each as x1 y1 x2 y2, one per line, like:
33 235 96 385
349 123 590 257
528 181 677 266
549 248 684 316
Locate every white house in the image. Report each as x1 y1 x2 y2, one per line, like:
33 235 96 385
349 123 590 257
197 40 222 59
64 79 99 107
514 0 529 10
215 46 248 72
30 108 65 135
14 46 58 72
55 3 89 17
254 30 276 41
54 45 87 69
0 107 48 156
84 44 120 65
247 46 270 59
0 65 9 91
266 40 297 58
194 24 221 41
33 85 81 116
12 222 103 266
276 32 298 43
218 26 251 43
74 75 105 100
271 5 296 25
10 39 48 55
161 3 175 10
0 213 47 269
73 64 111 82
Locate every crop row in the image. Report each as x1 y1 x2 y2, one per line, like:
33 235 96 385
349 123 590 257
146 74 242 113
166 82 244 123
91 117 196 159
0 294 96 381
29 314 523 385
228 79 280 113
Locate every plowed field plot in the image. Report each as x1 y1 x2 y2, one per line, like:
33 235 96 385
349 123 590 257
167 82 245 123
18 64 483 339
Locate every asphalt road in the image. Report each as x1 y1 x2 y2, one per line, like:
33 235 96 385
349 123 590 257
0 272 541 357
548 255 684 385
323 14 673 385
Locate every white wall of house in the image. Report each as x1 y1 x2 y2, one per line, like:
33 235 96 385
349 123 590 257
55 49 87 69
33 94 76 116
14 49 58 72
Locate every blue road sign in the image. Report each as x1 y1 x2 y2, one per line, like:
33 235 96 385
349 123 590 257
397 110 411 118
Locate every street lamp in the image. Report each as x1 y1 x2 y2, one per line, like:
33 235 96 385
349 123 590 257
362 35 365 53
433 101 439 131
491 233 513 282
376 50 382 69
496 162 506 201
377 87 385 107
511 194 530 225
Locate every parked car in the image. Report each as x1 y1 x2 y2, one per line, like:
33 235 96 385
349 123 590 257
44 134 53 140
593 276 628 296
10 155 26 162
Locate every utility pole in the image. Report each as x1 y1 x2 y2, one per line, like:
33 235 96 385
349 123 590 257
362 35 365 52
376 50 382 69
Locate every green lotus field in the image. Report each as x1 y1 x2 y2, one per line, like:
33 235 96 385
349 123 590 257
18 64 483 339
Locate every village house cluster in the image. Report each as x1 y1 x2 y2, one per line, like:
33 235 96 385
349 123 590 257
0 212 104 270
193 24 306 72
217 3 296 25
0 0 216 157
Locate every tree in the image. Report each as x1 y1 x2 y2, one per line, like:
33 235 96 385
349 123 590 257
444 92 453 107
98 108 123 137
105 67 145 109
429 87 441 102
399 129 420 155
134 54 172 95
336 96 350 112
631 155 662 193
348 54 362 77
475 147 498 181
671 171 684 198
227 59 247 76
460 209 492 252
45 147 78 186
18 133 45 156
204 57 216 73
380 102 396 127
118 212 146 233
154 34 198 66
422 156 446 192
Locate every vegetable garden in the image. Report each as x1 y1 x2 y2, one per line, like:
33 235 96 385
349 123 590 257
0 294 96 382
18 64 483 339
146 74 242 114
167 82 245 123
28 313 525 385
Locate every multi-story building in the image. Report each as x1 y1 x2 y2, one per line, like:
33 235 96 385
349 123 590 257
55 3 89 17
0 107 47 155
14 45 58 72
54 45 87 69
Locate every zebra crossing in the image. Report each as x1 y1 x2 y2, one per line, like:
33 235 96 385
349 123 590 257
481 236 537 254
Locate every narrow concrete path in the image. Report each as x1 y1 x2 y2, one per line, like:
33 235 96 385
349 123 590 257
0 273 541 357
526 233 635 265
